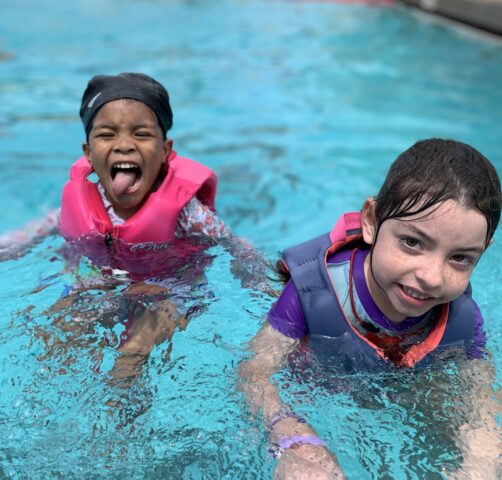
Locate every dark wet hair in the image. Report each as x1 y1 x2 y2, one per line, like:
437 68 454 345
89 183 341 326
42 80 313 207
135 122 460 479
275 138 501 283
373 138 501 247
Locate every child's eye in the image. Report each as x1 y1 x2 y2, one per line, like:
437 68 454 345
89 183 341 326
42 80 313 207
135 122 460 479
400 237 421 250
450 254 475 266
95 131 114 138
135 131 153 137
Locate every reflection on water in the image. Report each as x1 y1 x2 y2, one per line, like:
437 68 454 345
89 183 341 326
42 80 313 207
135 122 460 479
280 347 495 479
1 0 502 478
2 239 272 478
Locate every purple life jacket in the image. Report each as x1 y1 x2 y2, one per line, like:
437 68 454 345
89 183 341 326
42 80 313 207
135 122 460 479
282 213 476 367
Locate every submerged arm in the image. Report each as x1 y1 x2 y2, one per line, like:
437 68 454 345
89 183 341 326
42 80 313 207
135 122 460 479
103 282 188 388
43 279 187 389
178 198 272 293
239 323 345 479
0 208 60 261
221 233 272 293
449 358 501 480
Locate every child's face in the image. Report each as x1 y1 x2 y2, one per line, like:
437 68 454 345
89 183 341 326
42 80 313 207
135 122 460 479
361 199 487 323
83 99 171 220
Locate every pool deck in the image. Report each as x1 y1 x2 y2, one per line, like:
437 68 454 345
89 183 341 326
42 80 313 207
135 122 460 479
400 0 502 35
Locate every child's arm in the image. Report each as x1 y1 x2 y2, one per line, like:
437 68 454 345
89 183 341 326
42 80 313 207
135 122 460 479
239 323 345 479
0 208 60 261
442 301 499 479
178 198 271 293
448 358 500 480
42 279 187 389
108 283 188 388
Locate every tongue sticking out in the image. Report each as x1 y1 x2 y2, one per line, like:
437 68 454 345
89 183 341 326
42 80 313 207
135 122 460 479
112 171 137 196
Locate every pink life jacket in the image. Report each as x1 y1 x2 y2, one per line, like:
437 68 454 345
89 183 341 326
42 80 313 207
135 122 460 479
60 151 217 279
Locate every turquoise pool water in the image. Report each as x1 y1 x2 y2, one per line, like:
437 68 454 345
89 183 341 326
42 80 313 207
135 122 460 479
1 1 501 478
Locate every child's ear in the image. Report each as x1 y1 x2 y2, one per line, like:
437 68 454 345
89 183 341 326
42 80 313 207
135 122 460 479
361 198 377 245
82 143 91 161
163 139 173 159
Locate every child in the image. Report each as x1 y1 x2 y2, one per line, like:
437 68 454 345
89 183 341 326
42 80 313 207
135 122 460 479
2 72 263 282
3 73 266 386
240 139 501 479
61 72 237 280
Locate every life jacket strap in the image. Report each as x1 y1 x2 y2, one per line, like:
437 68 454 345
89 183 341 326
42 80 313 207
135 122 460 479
283 233 348 337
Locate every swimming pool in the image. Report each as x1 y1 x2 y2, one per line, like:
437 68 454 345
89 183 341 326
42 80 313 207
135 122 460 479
1 1 501 478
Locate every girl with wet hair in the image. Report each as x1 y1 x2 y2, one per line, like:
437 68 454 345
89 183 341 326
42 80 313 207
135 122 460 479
240 139 501 480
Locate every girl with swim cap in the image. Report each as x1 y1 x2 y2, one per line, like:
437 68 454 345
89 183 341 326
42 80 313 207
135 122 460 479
62 72 246 280
3 72 265 286
3 73 268 388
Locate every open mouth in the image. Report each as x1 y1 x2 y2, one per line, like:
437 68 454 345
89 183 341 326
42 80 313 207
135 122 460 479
400 285 433 302
110 162 143 196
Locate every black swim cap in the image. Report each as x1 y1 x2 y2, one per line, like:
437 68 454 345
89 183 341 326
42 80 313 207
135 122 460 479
80 72 173 137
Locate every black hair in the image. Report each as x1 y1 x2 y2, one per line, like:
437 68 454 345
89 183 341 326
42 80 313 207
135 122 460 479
275 138 501 283
373 138 501 247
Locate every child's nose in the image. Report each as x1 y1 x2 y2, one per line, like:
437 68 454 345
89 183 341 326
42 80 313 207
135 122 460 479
113 134 136 153
416 257 444 291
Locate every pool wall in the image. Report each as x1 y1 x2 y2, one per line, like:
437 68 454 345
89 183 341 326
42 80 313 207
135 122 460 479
401 0 502 35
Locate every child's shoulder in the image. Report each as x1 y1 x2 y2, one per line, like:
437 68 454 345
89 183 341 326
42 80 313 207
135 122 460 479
177 197 230 240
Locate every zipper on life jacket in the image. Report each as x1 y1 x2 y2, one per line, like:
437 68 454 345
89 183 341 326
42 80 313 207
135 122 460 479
103 228 120 270
104 232 113 247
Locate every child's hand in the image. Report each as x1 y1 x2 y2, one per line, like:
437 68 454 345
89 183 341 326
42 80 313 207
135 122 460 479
0 209 59 261
119 284 186 356
448 361 501 480
274 443 345 480
268 416 346 480
447 424 501 480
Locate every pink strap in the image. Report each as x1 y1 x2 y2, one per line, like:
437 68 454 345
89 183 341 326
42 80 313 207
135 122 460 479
329 211 361 243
